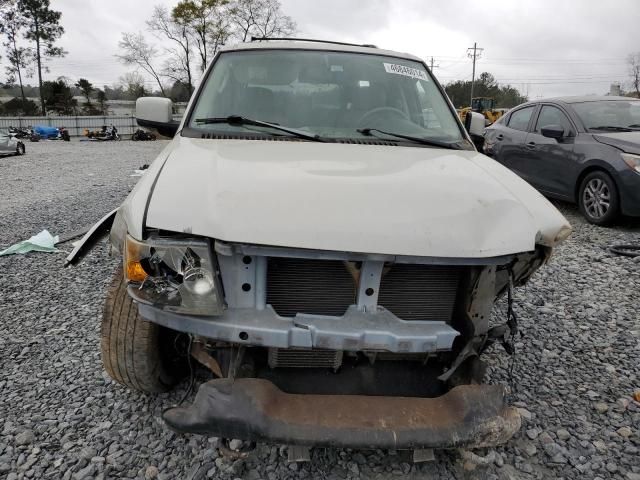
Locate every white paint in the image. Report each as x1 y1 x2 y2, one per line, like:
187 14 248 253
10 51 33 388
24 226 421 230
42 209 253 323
135 97 173 124
120 140 177 240
141 136 570 258
221 40 423 62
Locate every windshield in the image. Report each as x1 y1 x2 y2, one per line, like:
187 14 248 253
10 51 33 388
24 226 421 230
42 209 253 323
572 100 640 130
187 49 463 144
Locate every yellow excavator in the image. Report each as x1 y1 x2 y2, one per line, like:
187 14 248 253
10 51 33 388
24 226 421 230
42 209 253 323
458 97 506 126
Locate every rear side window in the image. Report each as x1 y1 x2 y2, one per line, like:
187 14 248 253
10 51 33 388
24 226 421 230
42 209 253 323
507 106 534 131
535 105 573 135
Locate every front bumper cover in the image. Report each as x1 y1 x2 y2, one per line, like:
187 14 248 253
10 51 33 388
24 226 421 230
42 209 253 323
163 378 521 449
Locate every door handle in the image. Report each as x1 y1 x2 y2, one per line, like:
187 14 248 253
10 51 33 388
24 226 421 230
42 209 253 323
496 134 504 141
526 141 536 149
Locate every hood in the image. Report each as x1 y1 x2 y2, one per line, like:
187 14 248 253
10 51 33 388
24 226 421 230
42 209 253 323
594 131 640 154
145 137 570 258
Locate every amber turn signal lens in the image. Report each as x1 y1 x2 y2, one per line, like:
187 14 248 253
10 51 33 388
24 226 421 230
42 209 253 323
126 260 148 282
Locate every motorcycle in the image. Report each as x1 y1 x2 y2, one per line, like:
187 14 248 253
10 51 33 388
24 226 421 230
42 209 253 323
85 125 120 141
8 126 40 142
131 129 156 141
59 127 71 141
8 126 30 138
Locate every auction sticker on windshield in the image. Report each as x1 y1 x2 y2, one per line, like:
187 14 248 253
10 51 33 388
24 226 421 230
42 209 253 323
383 63 428 81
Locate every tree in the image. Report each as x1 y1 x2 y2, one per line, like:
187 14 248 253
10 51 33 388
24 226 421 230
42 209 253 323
169 79 191 102
0 3 32 105
172 0 229 73
0 96 39 116
96 89 108 115
147 6 194 94
41 77 77 115
75 78 100 114
116 32 167 96
444 72 528 109
19 0 66 115
229 0 296 42
628 53 640 98
119 71 148 99
103 83 126 101
75 78 93 104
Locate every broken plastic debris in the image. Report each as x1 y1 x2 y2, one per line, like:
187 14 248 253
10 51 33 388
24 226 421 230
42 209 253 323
0 230 59 256
131 169 145 177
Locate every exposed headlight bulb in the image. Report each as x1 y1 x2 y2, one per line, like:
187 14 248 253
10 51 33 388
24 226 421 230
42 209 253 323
183 267 214 295
124 235 223 315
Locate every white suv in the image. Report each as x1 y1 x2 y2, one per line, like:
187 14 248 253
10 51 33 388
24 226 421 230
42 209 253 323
69 39 570 453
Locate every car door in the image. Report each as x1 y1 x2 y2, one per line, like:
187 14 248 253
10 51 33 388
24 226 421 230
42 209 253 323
0 129 12 154
522 104 577 198
492 105 537 181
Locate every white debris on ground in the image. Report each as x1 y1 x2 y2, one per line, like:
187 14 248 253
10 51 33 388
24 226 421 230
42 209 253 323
0 230 59 256
0 140 638 480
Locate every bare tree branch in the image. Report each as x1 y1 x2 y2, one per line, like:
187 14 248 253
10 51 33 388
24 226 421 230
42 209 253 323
628 53 640 98
172 0 229 73
116 32 167 96
229 0 296 41
147 5 194 94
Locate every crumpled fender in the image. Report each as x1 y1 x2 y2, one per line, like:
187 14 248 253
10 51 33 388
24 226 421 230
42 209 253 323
64 209 118 266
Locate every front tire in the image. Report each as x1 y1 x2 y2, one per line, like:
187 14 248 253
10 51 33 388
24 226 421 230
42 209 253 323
102 266 186 393
578 171 619 226
15 143 25 155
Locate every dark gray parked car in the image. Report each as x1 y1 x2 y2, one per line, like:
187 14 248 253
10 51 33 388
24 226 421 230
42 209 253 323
484 96 640 225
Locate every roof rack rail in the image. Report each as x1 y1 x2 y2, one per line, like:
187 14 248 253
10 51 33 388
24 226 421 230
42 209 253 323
250 37 378 49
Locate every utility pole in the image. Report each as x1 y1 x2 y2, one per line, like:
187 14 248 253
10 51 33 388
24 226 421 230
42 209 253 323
429 57 439 72
467 42 483 106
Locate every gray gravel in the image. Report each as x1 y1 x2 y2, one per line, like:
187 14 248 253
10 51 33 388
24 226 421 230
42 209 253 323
1 139 639 479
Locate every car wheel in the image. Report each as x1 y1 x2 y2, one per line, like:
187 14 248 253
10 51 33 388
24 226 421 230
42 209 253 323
15 143 25 155
578 171 619 226
102 265 187 393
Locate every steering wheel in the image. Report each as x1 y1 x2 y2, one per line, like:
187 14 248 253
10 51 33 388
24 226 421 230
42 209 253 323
357 107 410 127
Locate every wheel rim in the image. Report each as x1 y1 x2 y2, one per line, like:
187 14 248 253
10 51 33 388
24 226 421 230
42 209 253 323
583 178 611 219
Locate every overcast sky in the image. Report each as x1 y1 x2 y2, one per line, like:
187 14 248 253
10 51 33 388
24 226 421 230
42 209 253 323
34 0 638 99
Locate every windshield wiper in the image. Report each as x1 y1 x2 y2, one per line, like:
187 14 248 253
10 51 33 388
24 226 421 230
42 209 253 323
590 125 635 132
194 115 324 142
356 128 461 149
628 124 640 128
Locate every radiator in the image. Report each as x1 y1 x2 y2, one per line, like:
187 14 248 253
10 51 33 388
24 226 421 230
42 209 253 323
266 258 356 317
378 264 461 321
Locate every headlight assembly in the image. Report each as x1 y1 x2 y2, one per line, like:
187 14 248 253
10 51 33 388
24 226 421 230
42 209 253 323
124 235 224 315
621 152 640 174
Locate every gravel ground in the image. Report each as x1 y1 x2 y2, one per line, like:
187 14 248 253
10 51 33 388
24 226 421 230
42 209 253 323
0 139 639 480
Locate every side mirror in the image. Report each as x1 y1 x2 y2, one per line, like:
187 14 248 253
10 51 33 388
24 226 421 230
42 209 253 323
540 124 565 139
464 111 486 137
136 97 180 137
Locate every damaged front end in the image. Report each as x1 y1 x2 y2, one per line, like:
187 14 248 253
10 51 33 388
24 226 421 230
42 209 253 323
124 237 549 449
66 206 558 450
